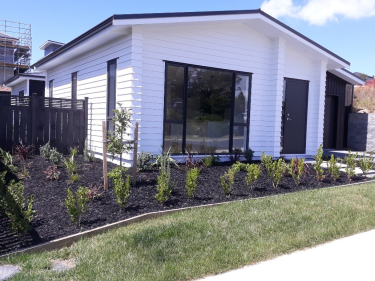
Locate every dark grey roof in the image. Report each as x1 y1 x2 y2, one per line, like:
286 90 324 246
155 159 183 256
341 69 365 82
31 9 350 68
3 73 45 86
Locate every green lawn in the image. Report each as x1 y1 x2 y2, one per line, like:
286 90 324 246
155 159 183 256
2 182 375 280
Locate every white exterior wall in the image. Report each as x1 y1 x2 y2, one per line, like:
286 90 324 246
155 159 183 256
43 21 329 164
11 80 28 96
46 34 133 165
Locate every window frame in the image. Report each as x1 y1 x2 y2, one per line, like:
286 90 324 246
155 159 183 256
71 72 78 100
106 58 117 133
19 90 24 97
163 61 252 155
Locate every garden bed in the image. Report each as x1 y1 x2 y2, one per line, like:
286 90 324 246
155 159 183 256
0 155 370 255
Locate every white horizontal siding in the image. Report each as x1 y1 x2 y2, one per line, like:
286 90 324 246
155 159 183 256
47 34 133 163
11 80 28 96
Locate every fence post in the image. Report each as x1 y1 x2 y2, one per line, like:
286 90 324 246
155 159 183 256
132 122 138 187
31 94 38 149
102 121 108 190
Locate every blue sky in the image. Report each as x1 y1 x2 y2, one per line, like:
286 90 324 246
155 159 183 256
1 0 374 75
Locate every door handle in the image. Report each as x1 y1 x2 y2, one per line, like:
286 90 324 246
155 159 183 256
287 118 292 121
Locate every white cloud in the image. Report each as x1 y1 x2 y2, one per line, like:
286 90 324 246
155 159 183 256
261 0 375 25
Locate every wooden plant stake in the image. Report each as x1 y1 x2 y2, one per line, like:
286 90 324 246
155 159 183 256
102 121 108 190
132 122 138 187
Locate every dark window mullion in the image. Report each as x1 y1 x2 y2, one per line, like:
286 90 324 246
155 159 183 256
229 72 235 153
182 65 188 154
246 75 252 151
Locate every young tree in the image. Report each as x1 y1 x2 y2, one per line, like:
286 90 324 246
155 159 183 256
107 103 133 166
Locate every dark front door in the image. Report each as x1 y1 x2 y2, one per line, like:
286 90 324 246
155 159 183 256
282 78 309 154
323 95 338 149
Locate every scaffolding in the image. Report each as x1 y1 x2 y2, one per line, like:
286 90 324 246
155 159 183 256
0 20 31 84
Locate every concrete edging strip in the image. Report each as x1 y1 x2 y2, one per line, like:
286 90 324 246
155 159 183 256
2 179 375 258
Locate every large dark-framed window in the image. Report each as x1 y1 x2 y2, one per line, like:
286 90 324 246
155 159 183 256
19 90 24 97
71 72 78 100
163 62 252 154
107 59 117 133
49 80 53 98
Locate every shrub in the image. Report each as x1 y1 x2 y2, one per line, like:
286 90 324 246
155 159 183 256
245 164 261 188
0 148 14 166
40 142 52 159
262 156 284 188
64 186 89 226
87 184 104 201
220 165 239 197
229 149 242 164
84 138 95 162
13 140 33 160
71 174 79 183
0 174 36 235
49 148 63 165
155 172 172 204
244 149 254 162
137 151 153 171
344 151 358 181
260 151 273 169
359 152 374 176
327 155 341 181
185 168 199 198
184 151 202 170
107 103 133 166
289 158 305 185
63 155 78 175
202 155 220 167
44 165 60 180
108 166 131 209
233 161 247 171
313 144 325 181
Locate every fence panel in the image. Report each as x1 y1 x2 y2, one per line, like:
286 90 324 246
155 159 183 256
0 94 88 154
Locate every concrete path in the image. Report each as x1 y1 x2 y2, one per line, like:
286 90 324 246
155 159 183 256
197 229 375 281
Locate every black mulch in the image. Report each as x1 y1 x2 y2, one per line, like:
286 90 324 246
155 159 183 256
0 155 371 255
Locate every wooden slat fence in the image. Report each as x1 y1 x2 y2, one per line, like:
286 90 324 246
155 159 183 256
0 94 88 155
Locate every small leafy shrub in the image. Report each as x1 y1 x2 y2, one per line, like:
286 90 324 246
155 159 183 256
244 149 254 162
220 165 239 197
260 151 273 169
263 156 284 188
108 166 131 209
245 164 261 188
152 148 179 168
344 151 358 181
185 168 199 198
49 148 63 165
0 174 36 235
63 155 78 175
64 186 89 226
289 158 305 185
87 184 104 201
71 173 79 183
184 151 202 170
137 151 153 171
327 155 341 181
154 149 174 204
13 140 33 160
84 138 95 162
155 172 172 204
233 161 247 171
359 152 374 176
313 144 325 181
202 155 220 167
44 165 60 180
40 142 52 159
0 148 17 173
229 149 242 164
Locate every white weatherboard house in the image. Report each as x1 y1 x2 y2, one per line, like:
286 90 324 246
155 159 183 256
31 9 364 166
